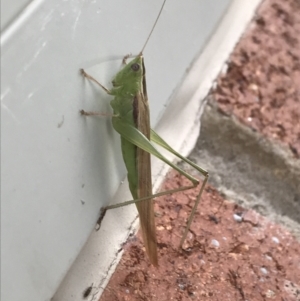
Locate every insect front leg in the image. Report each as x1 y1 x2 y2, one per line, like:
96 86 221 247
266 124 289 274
80 69 111 94
80 68 115 116
122 53 132 65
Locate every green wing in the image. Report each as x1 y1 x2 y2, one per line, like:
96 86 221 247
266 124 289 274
112 118 198 185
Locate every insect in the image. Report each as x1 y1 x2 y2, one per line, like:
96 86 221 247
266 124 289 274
81 0 208 266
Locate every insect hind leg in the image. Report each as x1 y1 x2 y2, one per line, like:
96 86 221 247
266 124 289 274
179 173 209 248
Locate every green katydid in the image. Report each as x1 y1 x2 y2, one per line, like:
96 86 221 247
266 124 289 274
80 0 208 266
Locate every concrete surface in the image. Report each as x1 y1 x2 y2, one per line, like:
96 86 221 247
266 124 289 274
186 100 300 240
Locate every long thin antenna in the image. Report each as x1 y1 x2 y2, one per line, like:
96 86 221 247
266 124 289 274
139 0 167 54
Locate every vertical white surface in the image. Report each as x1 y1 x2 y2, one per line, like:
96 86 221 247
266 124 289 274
1 0 263 300
1 0 32 30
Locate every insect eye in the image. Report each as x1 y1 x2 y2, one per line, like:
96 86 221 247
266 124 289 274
131 63 140 72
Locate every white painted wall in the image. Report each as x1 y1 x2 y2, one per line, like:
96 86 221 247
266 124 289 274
1 0 32 30
1 0 261 300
